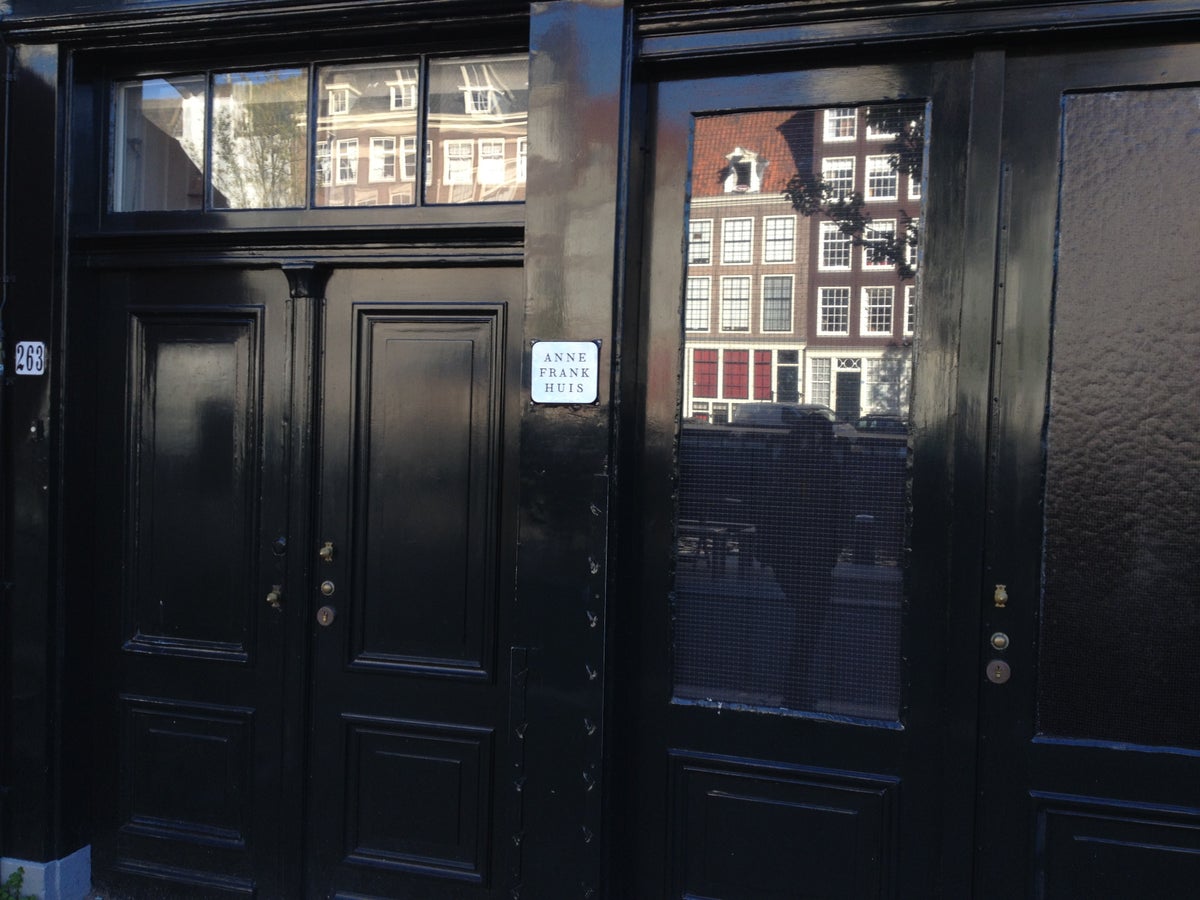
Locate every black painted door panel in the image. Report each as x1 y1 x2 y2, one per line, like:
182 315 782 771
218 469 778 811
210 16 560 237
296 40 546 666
87 268 293 898
976 43 1200 898
305 269 520 899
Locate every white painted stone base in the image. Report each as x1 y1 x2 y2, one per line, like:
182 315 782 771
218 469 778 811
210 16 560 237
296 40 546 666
1 845 90 900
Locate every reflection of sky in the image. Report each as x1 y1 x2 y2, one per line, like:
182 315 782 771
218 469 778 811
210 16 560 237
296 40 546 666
215 68 306 87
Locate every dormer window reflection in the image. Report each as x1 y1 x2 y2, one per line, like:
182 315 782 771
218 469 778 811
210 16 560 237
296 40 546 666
723 147 765 193
388 67 419 111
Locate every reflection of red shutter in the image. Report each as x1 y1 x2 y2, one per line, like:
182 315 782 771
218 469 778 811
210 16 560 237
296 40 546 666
754 350 773 400
723 350 749 399
693 349 718 398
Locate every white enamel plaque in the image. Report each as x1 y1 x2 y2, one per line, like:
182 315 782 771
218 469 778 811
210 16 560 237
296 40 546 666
14 341 47 376
531 341 599 404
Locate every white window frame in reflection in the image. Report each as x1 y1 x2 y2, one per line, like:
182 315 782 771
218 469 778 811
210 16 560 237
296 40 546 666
458 63 501 115
688 219 713 266
866 155 898 201
328 86 351 115
369 137 397 183
721 217 753 265
387 67 419 111
810 357 832 407
517 138 528 183
909 174 922 200
316 140 332 187
760 275 793 333
862 286 895 335
906 218 919 270
685 277 711 331
818 286 851 336
819 222 852 270
823 107 857 142
719 276 751 332
444 140 474 185
334 138 358 185
904 285 917 336
477 138 506 185
401 137 418 182
762 216 796 264
821 156 855 200
863 219 896 269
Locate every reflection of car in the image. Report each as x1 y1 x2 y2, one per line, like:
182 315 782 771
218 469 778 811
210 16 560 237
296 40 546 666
856 414 908 434
731 402 836 427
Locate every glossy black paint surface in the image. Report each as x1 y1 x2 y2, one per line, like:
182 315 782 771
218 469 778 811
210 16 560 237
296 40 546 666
0 2 1198 899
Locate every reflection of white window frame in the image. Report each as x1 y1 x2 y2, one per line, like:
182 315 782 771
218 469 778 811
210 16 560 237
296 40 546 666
817 287 850 336
810 357 832 407
823 107 857 142
400 136 417 181
477 138 506 185
335 138 358 185
904 285 916 336
866 155 898 200
909 174 922 200
444 140 474 185
688 219 713 265
368 137 397 183
425 140 433 187
517 138 527 183
720 276 751 332
723 147 763 193
906 218 919 270
863 219 896 269
821 157 855 200
819 222 852 270
761 275 793 333
721 218 753 265
862 286 895 335
762 216 795 264
865 109 897 140
685 276 711 332
328 87 350 115
459 63 501 115
316 141 332 187
388 67 419 111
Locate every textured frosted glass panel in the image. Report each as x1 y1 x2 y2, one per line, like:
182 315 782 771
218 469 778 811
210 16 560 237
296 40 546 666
1038 88 1200 748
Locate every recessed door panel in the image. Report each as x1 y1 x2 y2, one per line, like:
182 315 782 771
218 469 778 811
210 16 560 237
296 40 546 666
307 268 520 900
977 45 1200 897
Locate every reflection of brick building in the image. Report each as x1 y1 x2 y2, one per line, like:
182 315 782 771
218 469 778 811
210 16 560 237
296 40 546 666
685 106 919 423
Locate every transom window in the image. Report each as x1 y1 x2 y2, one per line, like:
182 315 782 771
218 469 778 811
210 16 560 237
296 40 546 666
111 52 528 212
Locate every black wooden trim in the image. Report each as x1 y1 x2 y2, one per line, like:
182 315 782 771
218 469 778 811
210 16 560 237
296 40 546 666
635 0 1200 60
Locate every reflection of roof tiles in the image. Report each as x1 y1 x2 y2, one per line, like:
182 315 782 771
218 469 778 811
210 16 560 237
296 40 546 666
692 110 815 198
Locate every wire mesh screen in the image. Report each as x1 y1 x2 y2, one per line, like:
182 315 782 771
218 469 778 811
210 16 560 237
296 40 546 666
673 104 923 720
1036 89 1200 749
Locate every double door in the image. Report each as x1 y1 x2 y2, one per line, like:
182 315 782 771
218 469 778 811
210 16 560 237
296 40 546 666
81 263 521 899
620 42 1200 897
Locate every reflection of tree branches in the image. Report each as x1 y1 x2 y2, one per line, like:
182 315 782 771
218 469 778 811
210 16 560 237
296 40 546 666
782 105 923 278
212 74 306 208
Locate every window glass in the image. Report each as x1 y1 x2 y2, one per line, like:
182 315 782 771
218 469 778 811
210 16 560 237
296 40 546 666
426 55 528 204
315 62 419 207
675 103 925 721
211 68 308 209
113 76 207 211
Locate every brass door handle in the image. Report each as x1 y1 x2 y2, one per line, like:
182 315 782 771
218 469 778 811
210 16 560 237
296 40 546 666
266 585 283 610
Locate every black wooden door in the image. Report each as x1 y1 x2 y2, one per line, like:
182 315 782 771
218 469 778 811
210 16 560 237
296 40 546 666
974 43 1200 897
618 59 974 898
305 268 521 899
86 266 296 898
84 265 522 899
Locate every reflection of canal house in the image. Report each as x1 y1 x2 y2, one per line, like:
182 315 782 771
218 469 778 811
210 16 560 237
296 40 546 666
685 108 917 424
